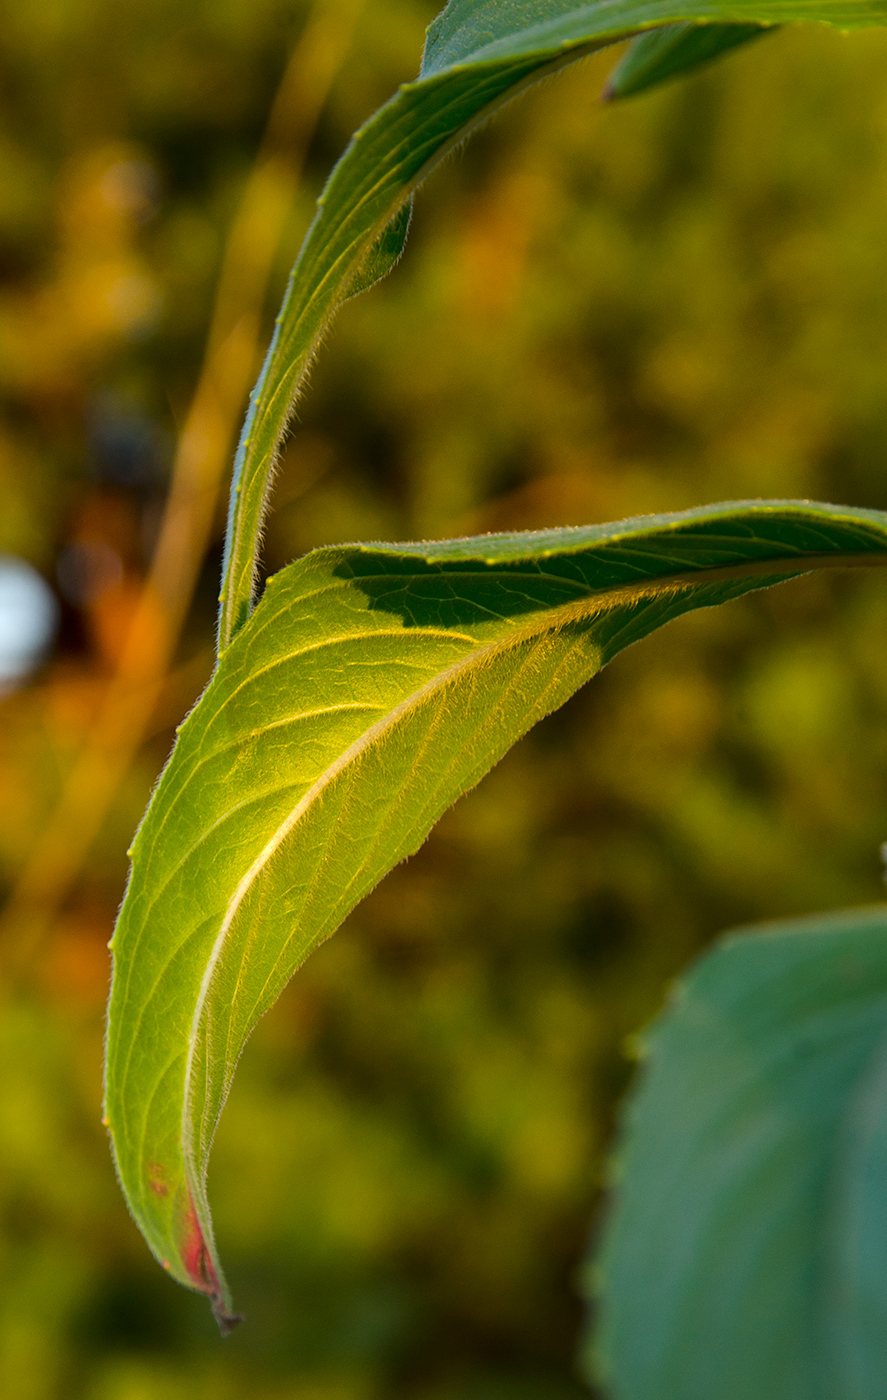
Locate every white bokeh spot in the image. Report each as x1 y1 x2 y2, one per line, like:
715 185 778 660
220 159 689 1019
0 555 59 689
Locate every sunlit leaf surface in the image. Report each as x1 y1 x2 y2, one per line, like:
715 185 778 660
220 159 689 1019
105 499 887 1325
585 904 887 1400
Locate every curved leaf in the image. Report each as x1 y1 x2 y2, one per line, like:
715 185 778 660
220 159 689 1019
105 499 887 1326
603 21 774 99
583 904 887 1400
216 0 887 650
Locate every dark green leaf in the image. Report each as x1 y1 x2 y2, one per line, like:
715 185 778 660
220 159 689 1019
584 903 887 1400
603 22 774 99
345 199 413 301
217 0 887 650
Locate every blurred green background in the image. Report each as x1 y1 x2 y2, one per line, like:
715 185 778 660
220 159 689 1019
2 3 887 1396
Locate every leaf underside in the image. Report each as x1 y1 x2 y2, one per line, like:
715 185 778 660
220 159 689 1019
604 20 774 99
105 500 887 1325
584 904 887 1400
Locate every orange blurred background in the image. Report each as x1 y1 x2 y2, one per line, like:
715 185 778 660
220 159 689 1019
2 5 887 1397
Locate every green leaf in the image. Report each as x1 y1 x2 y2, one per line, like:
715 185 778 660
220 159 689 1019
603 21 774 100
105 499 887 1327
216 0 887 651
345 199 413 300
583 904 887 1400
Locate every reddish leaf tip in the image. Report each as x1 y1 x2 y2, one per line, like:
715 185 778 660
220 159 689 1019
180 1190 240 1330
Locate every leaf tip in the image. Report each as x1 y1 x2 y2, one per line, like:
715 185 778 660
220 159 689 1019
180 1189 240 1333
212 1298 244 1336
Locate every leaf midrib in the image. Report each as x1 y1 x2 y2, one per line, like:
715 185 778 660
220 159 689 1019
127 632 475 896
120 542 887 1068
115 544 887 1190
180 593 601 1164
183 546 887 1161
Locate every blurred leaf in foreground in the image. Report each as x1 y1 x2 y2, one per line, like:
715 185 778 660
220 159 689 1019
586 904 887 1400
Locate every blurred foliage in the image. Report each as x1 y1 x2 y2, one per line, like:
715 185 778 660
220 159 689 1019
2 3 887 1396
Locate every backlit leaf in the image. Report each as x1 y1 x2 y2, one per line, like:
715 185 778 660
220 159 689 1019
105 499 887 1327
